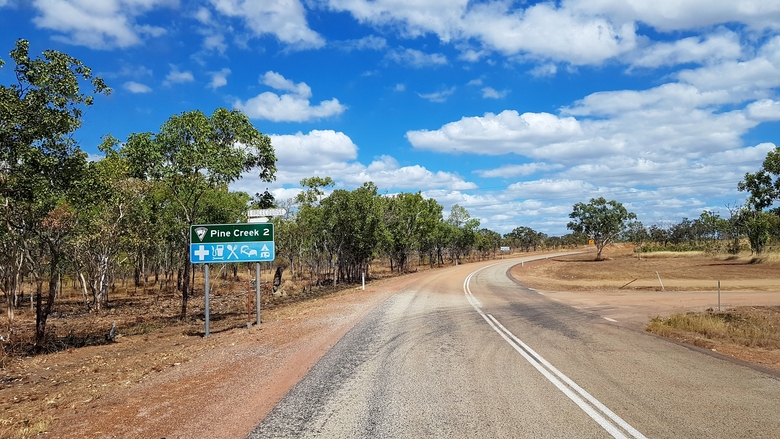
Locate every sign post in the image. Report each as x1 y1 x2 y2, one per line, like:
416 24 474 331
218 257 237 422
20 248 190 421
190 223 275 336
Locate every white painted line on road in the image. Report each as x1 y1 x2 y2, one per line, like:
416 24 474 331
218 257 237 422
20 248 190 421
464 266 646 439
603 317 619 323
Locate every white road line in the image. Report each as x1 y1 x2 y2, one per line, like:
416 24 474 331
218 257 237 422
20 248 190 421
464 265 646 439
604 317 619 323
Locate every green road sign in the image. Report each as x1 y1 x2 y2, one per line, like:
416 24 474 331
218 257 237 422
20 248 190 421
190 223 273 244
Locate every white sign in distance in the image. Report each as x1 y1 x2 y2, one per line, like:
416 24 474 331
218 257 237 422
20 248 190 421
248 208 287 217
500 246 511 252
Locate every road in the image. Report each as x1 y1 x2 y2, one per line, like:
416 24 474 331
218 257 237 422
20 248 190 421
249 255 780 438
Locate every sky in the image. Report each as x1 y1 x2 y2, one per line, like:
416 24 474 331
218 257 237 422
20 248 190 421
2 0 780 236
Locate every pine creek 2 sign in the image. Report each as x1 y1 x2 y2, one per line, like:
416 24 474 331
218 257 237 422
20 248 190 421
190 223 275 264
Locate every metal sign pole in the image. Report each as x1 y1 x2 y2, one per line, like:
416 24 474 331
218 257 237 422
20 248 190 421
204 264 210 337
256 262 261 325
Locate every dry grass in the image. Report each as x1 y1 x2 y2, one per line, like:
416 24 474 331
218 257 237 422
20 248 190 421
638 251 707 259
647 307 780 350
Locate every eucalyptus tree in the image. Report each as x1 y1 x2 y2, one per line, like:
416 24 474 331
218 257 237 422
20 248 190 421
567 197 636 260
476 228 502 259
120 108 276 319
382 192 442 272
0 39 110 347
69 142 131 311
446 205 480 263
321 182 384 283
504 226 545 252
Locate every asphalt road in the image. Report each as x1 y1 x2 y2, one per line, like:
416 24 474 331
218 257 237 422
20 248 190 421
249 255 780 438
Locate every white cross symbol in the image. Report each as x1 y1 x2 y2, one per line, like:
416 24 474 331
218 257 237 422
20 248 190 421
194 245 209 261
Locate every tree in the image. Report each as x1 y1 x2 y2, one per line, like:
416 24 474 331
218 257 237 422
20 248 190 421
505 226 545 252
738 146 780 211
0 39 110 348
447 205 480 263
120 108 276 319
734 207 779 255
567 197 636 260
382 192 442 272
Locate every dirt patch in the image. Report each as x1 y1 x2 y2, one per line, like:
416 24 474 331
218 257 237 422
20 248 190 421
0 271 420 439
509 246 780 372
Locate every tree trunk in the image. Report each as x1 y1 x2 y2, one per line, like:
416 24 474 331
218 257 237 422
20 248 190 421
180 254 190 320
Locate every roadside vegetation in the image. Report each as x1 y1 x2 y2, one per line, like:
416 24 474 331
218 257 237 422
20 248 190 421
647 307 780 351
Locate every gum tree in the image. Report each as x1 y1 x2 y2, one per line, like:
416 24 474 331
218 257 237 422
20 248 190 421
567 197 636 260
0 39 110 347
120 108 276 319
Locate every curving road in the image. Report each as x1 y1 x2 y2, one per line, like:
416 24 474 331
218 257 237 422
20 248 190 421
249 255 780 438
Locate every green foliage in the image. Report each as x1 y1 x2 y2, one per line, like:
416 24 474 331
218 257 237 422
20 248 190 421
0 39 110 347
738 146 780 211
567 197 636 259
381 192 443 272
118 107 276 318
504 226 546 252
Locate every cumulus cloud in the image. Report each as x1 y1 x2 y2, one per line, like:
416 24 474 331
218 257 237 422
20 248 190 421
123 81 152 93
344 156 477 190
476 163 563 178
329 0 636 65
207 68 231 89
406 110 584 156
209 0 324 49
629 30 743 69
270 130 358 168
747 99 780 121
163 65 194 86
31 0 173 49
234 71 346 122
231 130 475 195
482 87 508 99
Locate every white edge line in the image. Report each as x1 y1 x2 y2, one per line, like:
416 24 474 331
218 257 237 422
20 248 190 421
463 261 647 439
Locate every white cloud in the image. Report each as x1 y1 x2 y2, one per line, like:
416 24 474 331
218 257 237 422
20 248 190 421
629 30 742 69
407 110 584 155
202 33 228 54
417 87 456 103
270 130 357 168
209 0 324 49
123 81 152 93
235 94 346 122
476 163 563 178
529 63 557 78
570 0 780 32
261 71 311 97
231 130 474 194
482 87 508 99
330 0 636 65
235 71 346 122
207 68 231 89
337 35 387 51
163 65 194 86
344 156 477 190
386 48 447 68
31 0 173 49
747 99 780 121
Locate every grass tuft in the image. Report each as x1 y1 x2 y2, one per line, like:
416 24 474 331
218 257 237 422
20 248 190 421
647 307 780 349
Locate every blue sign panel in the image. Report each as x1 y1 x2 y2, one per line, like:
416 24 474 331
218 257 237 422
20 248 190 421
190 241 275 264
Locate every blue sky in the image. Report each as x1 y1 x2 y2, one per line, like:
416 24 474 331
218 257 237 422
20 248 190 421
2 1 780 236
